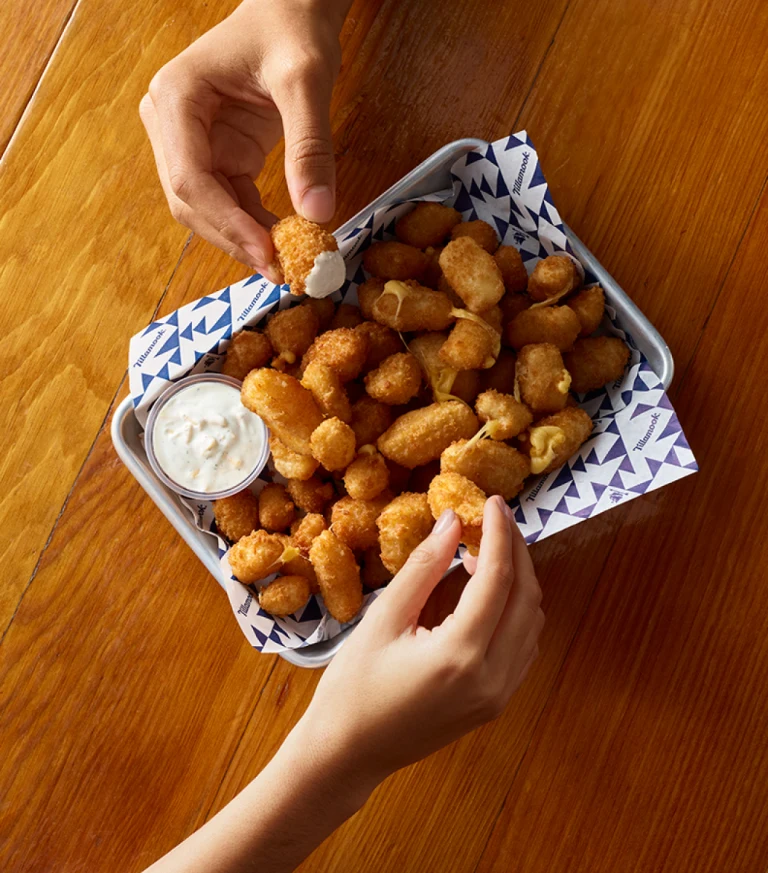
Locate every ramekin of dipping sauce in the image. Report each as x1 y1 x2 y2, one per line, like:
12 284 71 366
145 374 269 500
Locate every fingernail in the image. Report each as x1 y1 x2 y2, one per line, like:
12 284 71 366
432 509 455 535
300 186 334 224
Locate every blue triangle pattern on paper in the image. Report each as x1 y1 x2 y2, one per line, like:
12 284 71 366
155 362 171 381
157 331 180 356
469 179 484 200
141 373 155 391
675 430 691 450
209 308 232 335
480 175 495 197
528 161 547 192
554 495 570 514
571 455 587 473
193 317 207 334
269 627 285 645
610 470 625 489
619 455 635 473
251 626 268 647
658 418 682 442
453 186 474 214
192 295 219 311
630 480 652 494
565 481 580 498
664 447 682 467
496 171 510 198
465 150 485 165
593 482 607 500
514 505 526 525
585 448 599 466
538 508 553 530
631 402 656 420
180 323 194 341
300 597 323 622
505 133 527 150
218 287 231 305
169 348 182 366
142 320 165 337
605 419 621 436
166 310 179 328
484 142 497 164
646 458 663 478
243 274 261 287
494 216 510 239
622 390 633 406
603 436 627 463
658 393 674 410
551 465 574 490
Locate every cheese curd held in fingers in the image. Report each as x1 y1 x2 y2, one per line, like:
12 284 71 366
376 492 434 574
270 215 346 298
427 472 486 554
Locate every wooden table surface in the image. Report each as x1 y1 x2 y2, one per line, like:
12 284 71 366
2 0 767 870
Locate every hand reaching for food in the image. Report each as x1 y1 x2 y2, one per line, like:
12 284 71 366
140 0 351 278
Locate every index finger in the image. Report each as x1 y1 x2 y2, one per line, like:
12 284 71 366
452 495 516 648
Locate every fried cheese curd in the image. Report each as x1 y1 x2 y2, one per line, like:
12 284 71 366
376 492 434 574
228 529 290 583
377 400 480 468
242 369 323 455
300 359 352 422
213 489 260 542
363 240 429 281
310 417 356 471
331 303 364 330
505 305 581 352
309 530 363 623
494 245 529 294
480 348 517 394
270 215 342 297
364 352 422 405
302 327 368 382
475 389 533 439
331 491 391 551
527 407 594 474
441 439 530 501
516 343 572 414
221 329 273 381
276 535 320 592
564 336 630 393
350 396 393 447
452 369 482 404
527 254 581 303
265 303 320 365
395 202 462 248
439 306 502 370
258 483 296 532
286 476 335 513
290 513 327 554
344 447 390 500
355 321 403 372
567 285 605 336
362 548 392 589
427 472 486 554
372 280 455 332
356 277 385 319
421 246 444 289
499 292 532 325
439 236 505 313
258 575 312 616
437 274 467 308
306 296 335 330
450 219 499 254
269 435 319 481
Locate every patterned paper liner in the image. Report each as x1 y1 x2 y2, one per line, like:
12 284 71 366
129 132 697 653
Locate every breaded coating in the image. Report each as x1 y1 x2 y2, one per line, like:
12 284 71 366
355 321 403 372
270 434 320 481
372 280 455 331
450 219 499 254
309 530 363 623
516 343 571 414
258 483 296 532
228 529 286 583
395 202 462 248
364 352 422 405
451 369 481 404
566 285 606 336
241 369 323 455
564 336 630 393
258 575 312 616
286 476 335 513
500 292 532 325
301 359 352 422
494 246 529 294
408 459 441 493
505 305 581 351
350 396 393 447
356 277 385 319
409 332 454 399
527 254 580 302
363 240 429 281
331 493 390 551
385 459 412 494
266 304 320 361
344 448 390 500
421 246 444 289
271 215 340 296
528 407 593 474
331 303 364 330
290 513 327 555
277 540 320 593
303 327 368 382
427 472 486 554
362 548 392 589
437 274 466 308
475 389 533 439
376 492 434 574
270 356 302 378
377 400 479 468
481 349 517 394
439 310 501 370
305 297 335 331
310 417 357 471
213 489 259 542
439 237 505 313
441 439 530 501
221 330 273 381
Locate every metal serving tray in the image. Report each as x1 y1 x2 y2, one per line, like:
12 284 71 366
112 138 674 669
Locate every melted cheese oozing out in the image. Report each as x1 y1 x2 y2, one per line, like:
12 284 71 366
382 280 412 318
451 308 502 364
152 382 265 493
529 426 567 474
557 369 572 394
304 249 346 299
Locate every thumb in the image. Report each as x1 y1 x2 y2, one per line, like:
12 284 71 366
377 510 461 632
276 75 336 223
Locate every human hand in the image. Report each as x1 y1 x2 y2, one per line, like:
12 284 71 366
297 495 544 788
140 0 349 278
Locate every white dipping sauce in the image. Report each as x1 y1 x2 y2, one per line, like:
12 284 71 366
304 249 346 298
152 382 265 494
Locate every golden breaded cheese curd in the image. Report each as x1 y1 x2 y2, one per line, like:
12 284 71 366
439 308 502 370
364 352 422 405
439 236 505 313
286 476 335 513
450 219 499 254
302 327 369 382
480 349 517 394
564 336 631 393
356 277 385 319
362 240 429 281
528 407 593 474
451 369 482 404
228 529 286 583
362 548 392 589
505 305 581 351
372 280 455 332
331 303 364 331
266 304 320 361
350 396 393 448
376 492 434 574
309 530 363 623
301 359 352 422
494 246 529 294
290 513 327 554
395 202 462 248
475 389 533 439
221 330 273 381
440 439 530 501
269 435 320 481
213 489 260 542
310 418 357 471
344 448 390 500
567 285 605 336
516 343 572 414
427 472 486 554
355 321 403 372
271 215 342 297
331 493 390 551
377 400 480 468
257 483 296 532
527 254 580 303
258 575 312 616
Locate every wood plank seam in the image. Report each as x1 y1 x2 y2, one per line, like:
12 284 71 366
0 233 192 643
0 0 82 163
